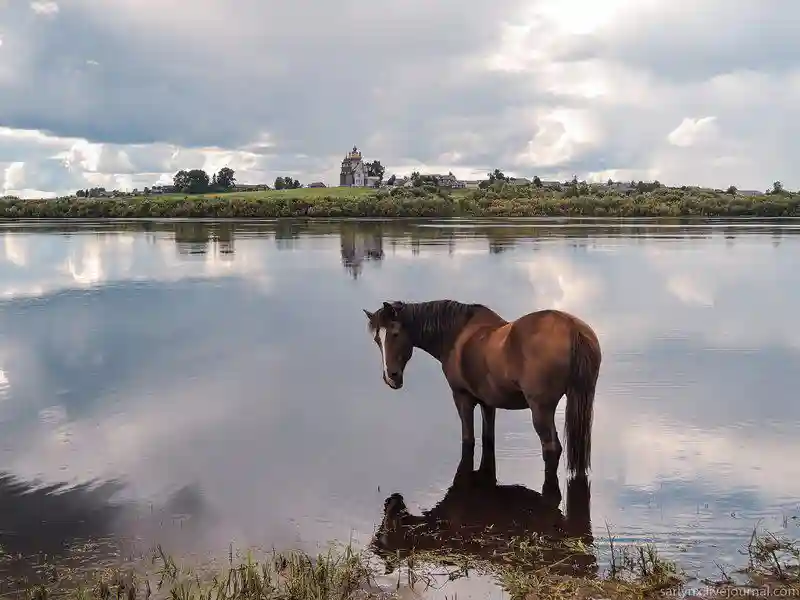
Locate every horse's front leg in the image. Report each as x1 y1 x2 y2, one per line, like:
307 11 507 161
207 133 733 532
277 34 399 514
453 390 477 444
478 404 497 482
452 390 477 484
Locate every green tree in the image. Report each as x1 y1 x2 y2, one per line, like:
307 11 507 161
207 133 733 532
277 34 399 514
487 169 506 183
367 160 385 183
173 170 190 191
532 176 542 187
215 167 236 190
185 169 210 193
770 180 784 194
726 185 737 195
387 174 397 186
275 176 300 190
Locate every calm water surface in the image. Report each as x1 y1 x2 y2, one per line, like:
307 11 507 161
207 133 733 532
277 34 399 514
0 218 798 596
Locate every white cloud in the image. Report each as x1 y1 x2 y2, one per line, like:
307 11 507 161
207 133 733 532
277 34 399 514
30 1 59 16
667 116 718 148
3 161 25 190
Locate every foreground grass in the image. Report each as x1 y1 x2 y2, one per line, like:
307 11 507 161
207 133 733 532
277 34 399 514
2 184 799 218
6 528 799 600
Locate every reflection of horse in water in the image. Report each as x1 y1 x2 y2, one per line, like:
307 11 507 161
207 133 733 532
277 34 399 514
370 444 596 578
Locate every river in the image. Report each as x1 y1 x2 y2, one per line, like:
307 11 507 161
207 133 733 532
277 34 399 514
0 218 797 597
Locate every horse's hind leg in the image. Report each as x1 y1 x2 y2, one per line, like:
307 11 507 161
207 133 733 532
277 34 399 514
527 399 563 475
528 399 563 504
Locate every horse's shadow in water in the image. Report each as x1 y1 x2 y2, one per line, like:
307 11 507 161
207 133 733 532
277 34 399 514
370 444 597 578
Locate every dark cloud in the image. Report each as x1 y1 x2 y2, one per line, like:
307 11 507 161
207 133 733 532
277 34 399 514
1 0 799 193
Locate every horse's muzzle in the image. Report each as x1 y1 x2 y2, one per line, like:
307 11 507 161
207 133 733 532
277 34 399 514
383 372 403 389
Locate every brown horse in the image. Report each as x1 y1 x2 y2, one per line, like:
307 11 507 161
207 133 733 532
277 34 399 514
370 442 596 578
363 300 602 476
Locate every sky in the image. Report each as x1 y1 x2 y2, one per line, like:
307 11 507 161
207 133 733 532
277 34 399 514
1 0 798 198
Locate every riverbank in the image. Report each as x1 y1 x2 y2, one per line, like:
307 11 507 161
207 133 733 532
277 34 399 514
2 185 799 218
7 529 799 600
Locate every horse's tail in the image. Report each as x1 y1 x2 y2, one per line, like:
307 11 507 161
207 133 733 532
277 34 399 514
564 323 601 475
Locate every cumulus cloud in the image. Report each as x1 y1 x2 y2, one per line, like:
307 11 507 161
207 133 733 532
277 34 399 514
0 0 798 197
667 116 719 148
30 2 59 16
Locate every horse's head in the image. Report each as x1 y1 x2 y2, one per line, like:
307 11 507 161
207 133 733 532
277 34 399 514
363 301 414 390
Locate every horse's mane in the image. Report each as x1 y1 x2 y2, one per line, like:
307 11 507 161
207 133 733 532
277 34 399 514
403 300 474 332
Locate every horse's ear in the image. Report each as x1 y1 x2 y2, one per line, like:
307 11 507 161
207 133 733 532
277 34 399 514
382 301 396 317
363 309 374 320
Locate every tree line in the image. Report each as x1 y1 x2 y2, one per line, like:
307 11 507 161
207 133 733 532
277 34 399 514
172 167 237 194
171 168 304 193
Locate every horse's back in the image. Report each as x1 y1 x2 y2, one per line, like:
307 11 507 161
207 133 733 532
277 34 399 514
505 309 574 356
448 305 598 400
493 309 598 393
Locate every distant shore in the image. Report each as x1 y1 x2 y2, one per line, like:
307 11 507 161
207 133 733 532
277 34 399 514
2 185 799 219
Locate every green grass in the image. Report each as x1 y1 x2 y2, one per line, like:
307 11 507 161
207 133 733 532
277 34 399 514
160 187 380 201
4 183 798 219
5 527 798 600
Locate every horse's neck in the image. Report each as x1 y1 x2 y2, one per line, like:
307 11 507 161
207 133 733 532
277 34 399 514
407 301 470 362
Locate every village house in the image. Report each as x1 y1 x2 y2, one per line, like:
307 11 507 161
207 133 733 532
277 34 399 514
339 146 380 187
430 173 466 189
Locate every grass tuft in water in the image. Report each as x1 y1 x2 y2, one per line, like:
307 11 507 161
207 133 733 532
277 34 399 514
8 527 800 600
741 526 800 588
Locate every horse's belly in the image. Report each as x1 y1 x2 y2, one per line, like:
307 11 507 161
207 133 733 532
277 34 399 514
477 382 528 410
490 392 529 410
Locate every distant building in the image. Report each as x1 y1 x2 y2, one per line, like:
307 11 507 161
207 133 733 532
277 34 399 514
540 181 562 189
340 146 381 187
429 173 466 188
308 182 327 188
149 185 176 195
605 182 636 194
340 146 366 187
